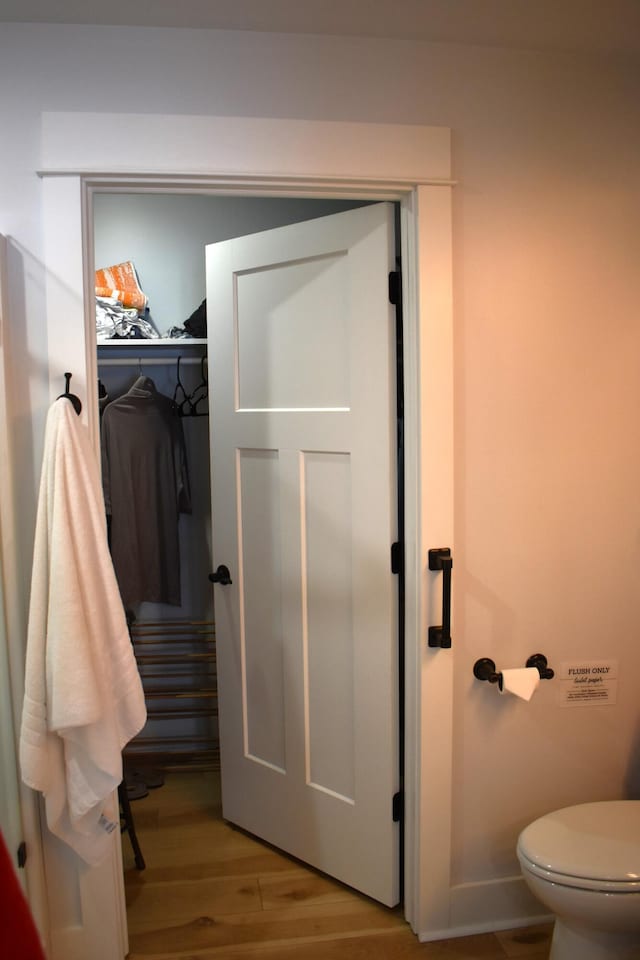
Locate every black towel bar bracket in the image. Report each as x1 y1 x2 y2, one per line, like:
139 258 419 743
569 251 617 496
473 653 554 686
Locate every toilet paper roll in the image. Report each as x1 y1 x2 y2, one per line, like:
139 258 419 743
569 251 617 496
499 667 540 701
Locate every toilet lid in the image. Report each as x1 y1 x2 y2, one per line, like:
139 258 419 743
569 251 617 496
517 801 640 883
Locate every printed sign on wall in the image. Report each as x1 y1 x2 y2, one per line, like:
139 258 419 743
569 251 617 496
558 660 618 707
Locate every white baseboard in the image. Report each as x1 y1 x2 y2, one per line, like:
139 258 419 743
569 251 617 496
418 874 553 942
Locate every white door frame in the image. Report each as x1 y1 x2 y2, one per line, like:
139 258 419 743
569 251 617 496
28 114 454 953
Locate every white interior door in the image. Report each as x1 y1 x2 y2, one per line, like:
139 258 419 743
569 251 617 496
206 203 399 907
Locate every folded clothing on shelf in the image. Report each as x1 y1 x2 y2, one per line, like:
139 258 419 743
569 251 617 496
96 296 159 341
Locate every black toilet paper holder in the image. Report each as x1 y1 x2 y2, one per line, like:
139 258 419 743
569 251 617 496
473 653 554 687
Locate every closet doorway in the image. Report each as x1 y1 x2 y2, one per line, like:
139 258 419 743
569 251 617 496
93 192 404 942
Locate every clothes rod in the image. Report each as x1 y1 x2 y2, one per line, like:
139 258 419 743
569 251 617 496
98 356 206 367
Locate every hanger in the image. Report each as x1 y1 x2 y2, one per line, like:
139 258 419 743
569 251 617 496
172 355 190 414
185 355 208 417
172 355 209 418
128 359 157 395
57 372 82 415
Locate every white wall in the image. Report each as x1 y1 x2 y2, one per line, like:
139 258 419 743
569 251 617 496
93 194 369 335
1 20 639 934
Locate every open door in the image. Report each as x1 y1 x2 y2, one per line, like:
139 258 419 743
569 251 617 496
206 203 400 906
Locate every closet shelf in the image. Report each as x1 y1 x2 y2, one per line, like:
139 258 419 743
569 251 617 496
124 745 219 772
143 688 217 699
127 736 217 751
131 621 214 643
132 630 215 642
133 638 214 647
127 616 219 771
98 338 207 347
97 340 208 368
133 620 214 628
146 706 218 720
136 670 214 681
135 652 216 665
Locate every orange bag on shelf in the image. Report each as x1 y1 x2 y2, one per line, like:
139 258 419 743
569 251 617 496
95 260 148 310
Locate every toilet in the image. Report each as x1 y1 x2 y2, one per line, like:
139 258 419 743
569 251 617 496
517 801 640 960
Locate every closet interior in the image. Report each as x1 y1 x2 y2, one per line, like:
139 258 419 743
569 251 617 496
93 192 371 830
97 335 215 774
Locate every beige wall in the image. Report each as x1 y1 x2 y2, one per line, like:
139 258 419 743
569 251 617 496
1 20 639 914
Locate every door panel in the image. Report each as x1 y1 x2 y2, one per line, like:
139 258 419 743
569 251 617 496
304 449 354 801
206 202 399 906
239 448 286 770
236 252 350 410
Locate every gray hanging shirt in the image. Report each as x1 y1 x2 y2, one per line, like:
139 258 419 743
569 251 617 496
101 376 191 608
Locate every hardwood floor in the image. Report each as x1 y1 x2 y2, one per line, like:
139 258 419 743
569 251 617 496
121 771 552 959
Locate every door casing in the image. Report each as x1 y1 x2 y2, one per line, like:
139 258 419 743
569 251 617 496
23 115 454 954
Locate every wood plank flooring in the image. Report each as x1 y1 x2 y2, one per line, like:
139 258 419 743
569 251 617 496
121 771 552 960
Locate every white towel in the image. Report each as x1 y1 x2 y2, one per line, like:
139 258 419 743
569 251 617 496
20 398 146 864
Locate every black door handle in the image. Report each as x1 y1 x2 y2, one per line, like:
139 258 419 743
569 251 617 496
428 547 452 648
209 564 233 585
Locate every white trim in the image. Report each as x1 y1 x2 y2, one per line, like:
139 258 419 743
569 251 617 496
413 184 455 936
37 177 129 960
417 876 551 943
81 184 101 457
39 173 457 196
399 185 455 934
446 876 552 940
31 113 455 956
40 113 452 184
398 193 422 931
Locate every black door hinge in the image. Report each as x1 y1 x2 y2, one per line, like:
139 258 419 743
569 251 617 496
388 270 402 306
17 841 27 868
392 791 403 822
391 541 403 575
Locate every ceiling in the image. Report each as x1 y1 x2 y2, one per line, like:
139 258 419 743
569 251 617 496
1 0 639 57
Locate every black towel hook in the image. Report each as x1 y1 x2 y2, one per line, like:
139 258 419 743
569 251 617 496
57 372 82 416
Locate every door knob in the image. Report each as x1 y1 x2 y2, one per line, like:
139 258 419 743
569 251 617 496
209 564 233 585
